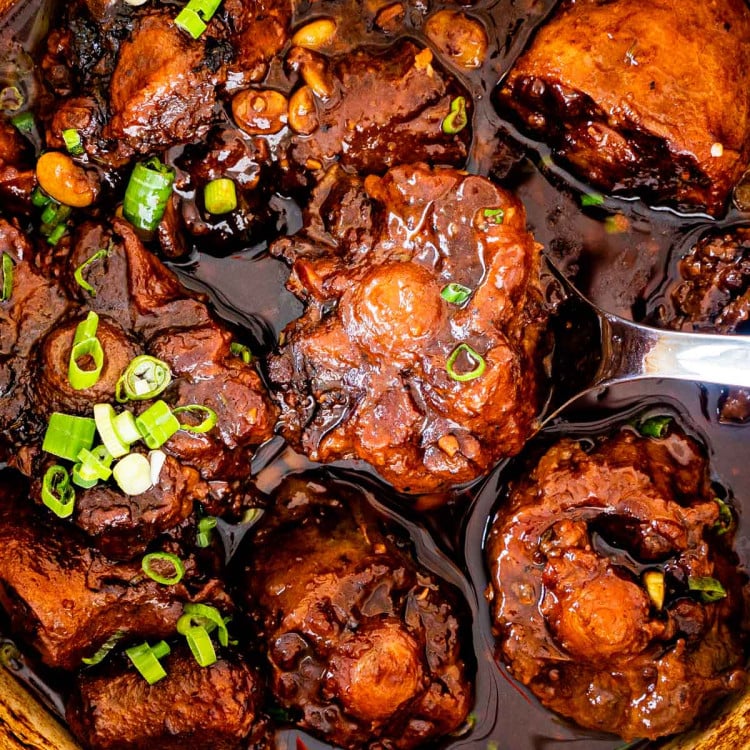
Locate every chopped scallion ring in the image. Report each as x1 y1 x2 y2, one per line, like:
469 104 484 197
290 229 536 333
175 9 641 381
637 415 672 439
112 452 153 495
113 409 141 445
441 96 468 135
182 625 217 667
76 445 114 482
175 0 223 39
714 498 733 536
483 207 505 225
580 192 604 207
135 400 180 449
68 312 105 390
116 355 172 402
196 516 218 548
62 128 84 156
123 158 175 232
173 404 217 434
688 576 727 603
46 223 68 246
1 252 14 302
31 187 51 207
141 552 185 585
41 465 76 518
93 403 129 458
11 112 34 135
440 283 472 305
43 412 97 461
73 248 109 296
204 178 237 215
445 343 486 382
126 641 170 684
81 631 124 666
230 342 252 363
72 463 98 489
177 603 229 647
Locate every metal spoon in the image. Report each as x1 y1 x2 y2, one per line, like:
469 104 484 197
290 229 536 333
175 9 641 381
543 259 750 421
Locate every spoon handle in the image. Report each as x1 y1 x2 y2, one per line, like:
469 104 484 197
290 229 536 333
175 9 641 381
598 313 750 390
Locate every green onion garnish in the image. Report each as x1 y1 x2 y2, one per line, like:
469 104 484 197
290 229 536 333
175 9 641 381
62 128 84 156
31 187 51 207
72 463 98 489
483 208 505 225
445 343 486 382
93 403 130 458
75 445 114 484
42 413 96 461
116 355 172 402
441 96 468 135
581 192 604 207
1 253 14 302
688 576 727 603
113 409 141 445
230 342 252 364
714 498 733 536
126 641 170 684
112 452 153 495
174 0 223 39
81 631 124 666
204 178 237 215
68 312 105 390
123 157 175 232
46 224 68 246
10 111 34 135
41 465 76 518
73 248 109 296
185 625 217 666
173 404 217 434
141 552 185 585
196 516 218 548
135 400 180 449
440 283 472 305
637 415 672 439
177 603 229 646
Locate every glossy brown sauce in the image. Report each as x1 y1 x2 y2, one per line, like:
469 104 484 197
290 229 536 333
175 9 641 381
2 0 750 748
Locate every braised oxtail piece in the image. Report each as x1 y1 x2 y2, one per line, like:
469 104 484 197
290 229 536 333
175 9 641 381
267 163 548 495
239 476 472 749
485 423 747 740
497 0 750 215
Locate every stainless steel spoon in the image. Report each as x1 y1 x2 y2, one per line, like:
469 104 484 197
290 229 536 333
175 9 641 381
543 260 750 421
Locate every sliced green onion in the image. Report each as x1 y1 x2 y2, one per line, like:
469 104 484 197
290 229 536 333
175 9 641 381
483 208 505 225
174 0 223 39
11 111 34 135
40 201 70 227
126 641 170 684
76 445 114 482
688 576 727 603
714 498 733 536
113 409 141 445
81 631 124 666
149 449 167 485
441 96 468 135
196 516 218 548
440 283 472 305
204 178 237 215
31 187 51 207
581 192 604 207
123 158 175 232
116 355 172 402
177 603 229 647
62 128 84 156
68 312 105 390
71 463 98 489
41 465 76 518
638 415 672 439
142 552 185 585
113 453 153 495
182 625 217 667
42 413 96 461
135 400 180 449
1 253 14 302
230 342 252 364
93 403 129 458
73 248 109 296
46 224 68 246
445 343 486 382
173 404 217 434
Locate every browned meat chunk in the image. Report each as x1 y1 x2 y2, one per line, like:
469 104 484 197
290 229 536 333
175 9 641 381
288 41 470 175
485 425 747 740
240 476 471 749
0 117 35 210
267 163 548 494
0 474 230 671
497 0 750 215
67 648 269 750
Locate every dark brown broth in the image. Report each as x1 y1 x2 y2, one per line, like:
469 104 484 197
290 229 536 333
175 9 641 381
2 0 750 748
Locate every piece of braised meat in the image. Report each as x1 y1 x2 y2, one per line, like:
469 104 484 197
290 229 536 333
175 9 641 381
0 473 231 671
288 40 470 176
485 424 747 740
239 476 472 749
67 647 270 750
496 0 750 215
267 163 548 494
0 117 35 212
